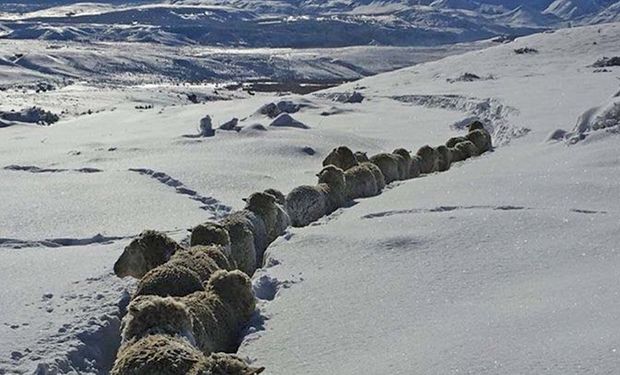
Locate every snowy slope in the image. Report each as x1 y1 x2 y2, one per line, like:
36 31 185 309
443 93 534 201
1 19 620 375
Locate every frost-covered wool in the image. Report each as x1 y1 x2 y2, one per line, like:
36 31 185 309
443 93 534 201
133 263 205 298
244 192 288 245
344 164 379 200
221 209 269 275
409 155 422 178
114 230 182 279
192 245 234 271
435 145 452 172
466 129 491 154
263 188 286 206
369 153 400 183
322 146 358 171
121 295 196 345
354 151 370 163
362 162 386 191
455 140 479 159
416 145 438 174
285 165 346 227
449 145 466 162
446 136 468 148
111 334 205 375
200 353 265 375
190 222 231 254
393 148 412 180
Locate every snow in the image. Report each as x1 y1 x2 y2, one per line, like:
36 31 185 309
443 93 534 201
0 15 620 375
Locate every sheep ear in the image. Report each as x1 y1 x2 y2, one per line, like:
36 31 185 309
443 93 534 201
249 367 266 374
242 197 248 202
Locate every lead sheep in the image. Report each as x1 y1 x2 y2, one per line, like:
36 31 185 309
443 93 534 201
122 270 254 356
466 129 492 154
286 165 346 227
416 145 438 174
114 230 183 279
369 153 400 184
133 244 234 299
344 163 379 200
322 146 358 171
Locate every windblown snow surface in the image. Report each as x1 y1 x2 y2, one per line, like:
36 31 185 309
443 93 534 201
1 21 620 374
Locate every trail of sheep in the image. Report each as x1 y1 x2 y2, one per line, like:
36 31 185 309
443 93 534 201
4 165 103 173
389 94 530 146
128 168 232 220
361 205 608 219
0 234 131 250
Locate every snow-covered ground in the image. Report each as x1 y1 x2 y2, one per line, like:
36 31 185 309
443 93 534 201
1 21 620 374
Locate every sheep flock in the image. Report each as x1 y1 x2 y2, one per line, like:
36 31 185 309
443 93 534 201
111 120 493 374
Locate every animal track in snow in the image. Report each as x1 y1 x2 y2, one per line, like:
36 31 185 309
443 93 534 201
128 168 232 219
390 94 529 146
4 165 103 174
362 205 608 219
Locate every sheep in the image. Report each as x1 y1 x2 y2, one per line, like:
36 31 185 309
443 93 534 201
416 145 438 174
465 130 491 155
111 334 206 375
344 163 379 200
455 140 479 159
362 161 386 191
435 145 452 172
393 148 412 180
353 151 370 163
322 146 358 171
263 188 286 206
285 165 346 227
133 244 235 299
122 270 255 356
114 230 182 279
221 207 269 275
449 145 466 163
243 191 289 245
133 263 205 298
467 120 485 132
190 222 231 254
201 353 265 375
409 155 422 178
369 153 400 184
446 136 468 148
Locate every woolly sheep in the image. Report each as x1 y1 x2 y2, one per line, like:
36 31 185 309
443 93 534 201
362 161 386 191
263 188 286 206
455 140 479 159
393 148 412 180
370 153 400 183
467 120 485 132
111 334 205 375
285 165 346 227
468 121 492 150
322 146 358 171
409 155 422 178
201 353 265 375
221 208 269 275
133 263 205 298
114 230 182 279
133 244 234 299
466 129 491 154
416 145 438 174
344 163 379 200
449 145 466 163
122 270 255 355
446 136 468 148
354 151 370 163
190 222 231 254
435 145 452 172
243 191 289 245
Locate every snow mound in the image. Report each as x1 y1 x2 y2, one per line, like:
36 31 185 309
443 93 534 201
0 106 59 127
269 114 309 129
551 96 620 144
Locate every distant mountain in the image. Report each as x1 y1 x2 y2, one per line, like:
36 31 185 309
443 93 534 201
0 0 617 48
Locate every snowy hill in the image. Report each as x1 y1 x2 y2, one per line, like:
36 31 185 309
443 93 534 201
0 20 619 374
0 0 617 48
